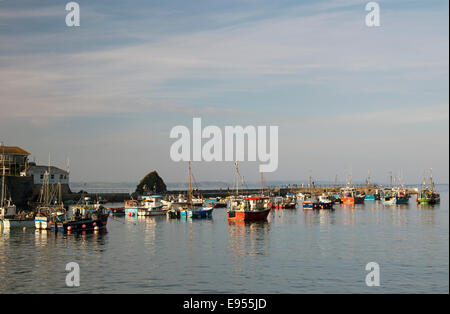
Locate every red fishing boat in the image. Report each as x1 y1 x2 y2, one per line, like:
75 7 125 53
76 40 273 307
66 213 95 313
226 164 270 221
227 197 271 221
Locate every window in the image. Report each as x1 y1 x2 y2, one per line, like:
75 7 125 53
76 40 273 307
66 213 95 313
60 174 64 179
40 174 44 180
51 175 54 179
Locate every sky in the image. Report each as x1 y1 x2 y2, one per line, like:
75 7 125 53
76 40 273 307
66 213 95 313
0 0 448 185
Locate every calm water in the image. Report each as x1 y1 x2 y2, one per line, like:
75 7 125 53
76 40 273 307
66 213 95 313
1 187 448 294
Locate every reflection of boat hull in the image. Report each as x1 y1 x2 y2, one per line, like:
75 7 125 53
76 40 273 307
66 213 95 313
1 218 35 229
227 209 270 221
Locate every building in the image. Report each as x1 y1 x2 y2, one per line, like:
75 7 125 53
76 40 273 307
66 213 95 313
0 142 30 176
27 164 70 185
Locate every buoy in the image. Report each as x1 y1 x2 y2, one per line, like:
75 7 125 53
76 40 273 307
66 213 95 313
67 226 72 231
23 227 27 231
92 222 97 226
128 212 132 217
82 224 86 229
94 226 99 230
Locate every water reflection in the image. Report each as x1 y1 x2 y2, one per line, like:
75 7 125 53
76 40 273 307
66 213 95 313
227 220 271 257
302 209 336 226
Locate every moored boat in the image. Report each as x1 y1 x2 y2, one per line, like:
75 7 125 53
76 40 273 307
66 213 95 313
341 187 356 205
417 169 440 205
318 194 334 209
227 196 270 221
226 164 270 221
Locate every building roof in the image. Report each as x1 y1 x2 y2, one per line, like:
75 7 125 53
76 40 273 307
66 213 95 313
27 165 69 175
0 146 30 155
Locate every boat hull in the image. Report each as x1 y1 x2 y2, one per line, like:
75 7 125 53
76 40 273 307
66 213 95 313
318 202 333 210
364 195 376 201
55 215 108 233
1 219 35 229
382 198 396 205
227 209 270 221
106 207 125 216
395 197 409 204
342 197 355 205
188 207 214 219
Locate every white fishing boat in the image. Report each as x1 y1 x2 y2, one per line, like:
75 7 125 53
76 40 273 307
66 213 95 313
140 195 166 216
34 171 67 230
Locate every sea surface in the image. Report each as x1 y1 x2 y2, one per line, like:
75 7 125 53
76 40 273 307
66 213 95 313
1 186 448 294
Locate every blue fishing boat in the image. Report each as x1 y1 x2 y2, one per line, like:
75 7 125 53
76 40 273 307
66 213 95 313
187 206 214 218
167 162 213 219
364 194 376 201
303 197 319 209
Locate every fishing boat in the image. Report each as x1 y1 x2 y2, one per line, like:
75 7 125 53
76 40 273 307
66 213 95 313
381 188 396 205
72 196 102 217
269 195 297 209
417 169 440 205
168 162 214 219
302 196 319 209
185 163 214 219
332 193 342 204
54 205 108 233
364 194 376 201
393 187 410 204
0 164 34 229
203 198 227 208
318 194 334 209
341 187 356 205
187 206 214 218
141 195 166 216
227 196 270 221
226 165 270 221
364 171 376 201
34 171 67 230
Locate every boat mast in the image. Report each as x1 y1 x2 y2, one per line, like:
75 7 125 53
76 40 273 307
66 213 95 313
234 162 239 196
188 161 192 206
389 171 393 188
260 172 264 195
430 168 434 193
1 161 5 208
